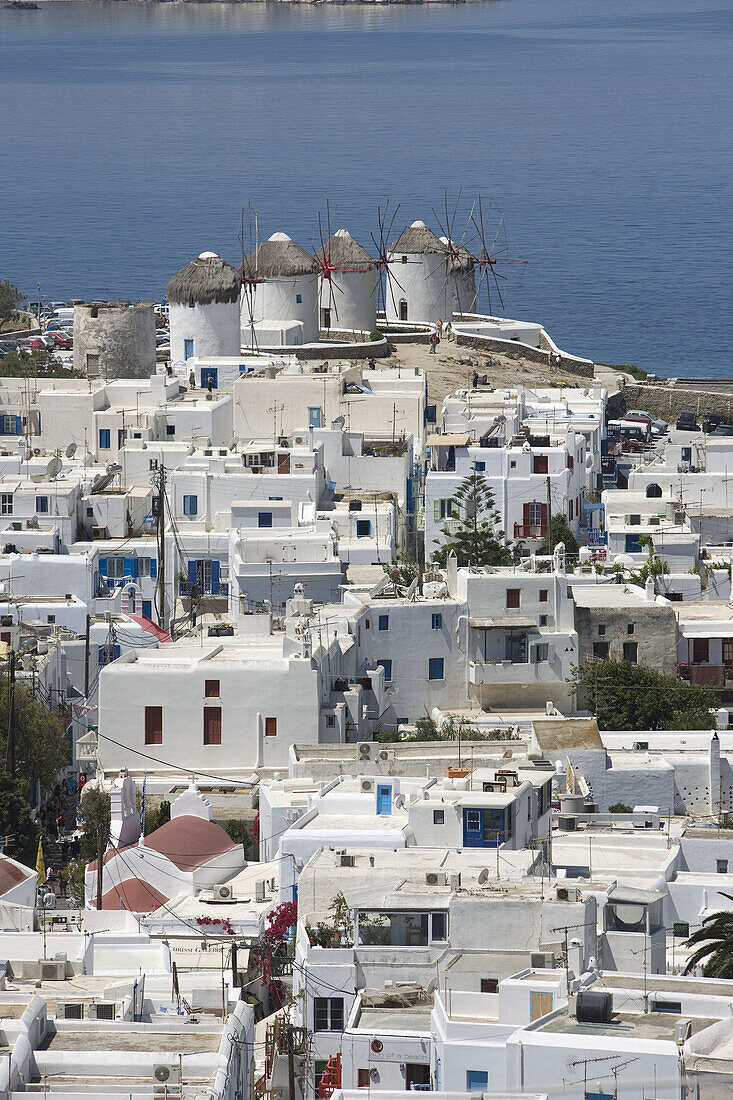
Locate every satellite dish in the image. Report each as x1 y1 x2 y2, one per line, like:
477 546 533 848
91 474 104 490
228 437 237 452
30 473 46 483
331 415 345 430
106 463 123 474
65 442 77 458
478 868 490 885
46 456 62 479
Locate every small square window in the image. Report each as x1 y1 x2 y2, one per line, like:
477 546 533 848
356 519 371 537
432 612 442 629
166 425 175 436
539 589 548 602
36 495 49 514
378 614 389 631
296 293 303 304
205 679 220 698
506 588 520 609
598 624 606 636
183 495 198 516
593 641 610 659
510 460 516 469
325 715 336 728
481 978 498 994
717 860 728 874
433 809 445 825
265 717 277 736
627 623 635 635
539 614 548 627
474 461 485 472
258 511 273 528
358 1070 370 1089
47 614 55 624
428 657 444 680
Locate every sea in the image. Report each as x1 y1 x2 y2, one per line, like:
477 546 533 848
0 0 731 376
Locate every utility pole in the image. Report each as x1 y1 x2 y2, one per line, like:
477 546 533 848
286 1023 296 1100
156 465 166 629
95 827 103 910
84 613 91 699
8 650 16 781
546 475 553 550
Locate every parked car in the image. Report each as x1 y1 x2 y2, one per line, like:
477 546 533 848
626 409 668 433
0 340 19 353
676 412 700 431
47 332 72 349
622 438 644 452
702 414 723 433
19 335 54 351
712 424 733 437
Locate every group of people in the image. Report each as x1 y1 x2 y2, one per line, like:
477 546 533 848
428 317 454 354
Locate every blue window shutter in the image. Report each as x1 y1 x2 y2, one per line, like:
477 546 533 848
132 558 139 579
142 600 152 619
98 558 108 575
123 558 134 578
211 560 220 595
149 557 157 579
113 645 121 660
188 560 198 583
14 417 22 435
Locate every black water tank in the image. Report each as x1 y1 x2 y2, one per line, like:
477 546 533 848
576 990 612 1024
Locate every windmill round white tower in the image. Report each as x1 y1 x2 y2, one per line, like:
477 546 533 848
386 220 457 325
167 251 241 365
315 227 377 336
240 233 319 347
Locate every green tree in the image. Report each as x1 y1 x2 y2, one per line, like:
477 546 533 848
684 896 733 977
0 350 82 379
383 554 420 588
539 512 579 557
79 786 111 863
433 470 512 568
608 802 632 814
0 771 39 866
377 714 518 743
0 280 22 327
0 676 68 792
569 658 717 731
140 797 170 835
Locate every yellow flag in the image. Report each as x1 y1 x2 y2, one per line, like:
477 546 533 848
35 838 45 883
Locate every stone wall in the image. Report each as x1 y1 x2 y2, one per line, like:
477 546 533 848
454 332 595 378
617 382 733 424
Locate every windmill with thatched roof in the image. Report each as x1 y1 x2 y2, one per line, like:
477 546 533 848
167 251 241 367
239 232 319 348
315 226 377 335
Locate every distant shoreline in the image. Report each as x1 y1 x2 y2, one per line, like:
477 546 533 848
13 0 475 5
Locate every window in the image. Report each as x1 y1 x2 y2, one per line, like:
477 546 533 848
593 641 610 659
86 353 100 374
356 519 371 537
377 659 392 682
98 429 110 450
651 1000 682 1014
674 921 690 938
534 643 549 663
474 461 485 472
539 615 548 627
598 624 606 636
567 455 574 470
623 641 638 664
137 557 150 578
718 860 728 874
481 978 498 994
145 706 162 745
569 499 574 521
533 455 548 475
539 589 548 602
527 501 543 526
36 495 48 514
627 623 635 635
438 498 455 520
325 715 336 728
510 460 516 469
265 717 277 737
378 614 389 631
432 612 442 630
429 657 444 680
98 642 121 667
506 588 520 609
433 809 445 825
183 495 198 516
166 424 175 436
358 1070 370 1089
107 557 124 579
184 338 194 359
203 706 222 746
205 679 220 698
314 997 344 1032
467 1071 488 1092
693 638 709 663
358 911 448 946
47 614 55 624
296 293 303 304
505 633 528 663
681 447 692 462
258 511 273 528
431 911 448 941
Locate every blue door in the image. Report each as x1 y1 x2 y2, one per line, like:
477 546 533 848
463 808 484 847
201 367 218 390
376 785 392 815
184 339 194 360
308 406 322 428
142 600 152 619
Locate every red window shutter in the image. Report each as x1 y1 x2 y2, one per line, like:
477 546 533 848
523 502 531 525
203 706 222 745
540 503 548 524
569 500 574 521
144 706 162 745
265 717 277 737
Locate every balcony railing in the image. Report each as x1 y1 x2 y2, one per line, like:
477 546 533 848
514 523 547 539
178 579 228 597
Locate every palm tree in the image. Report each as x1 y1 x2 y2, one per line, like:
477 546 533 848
684 895 733 977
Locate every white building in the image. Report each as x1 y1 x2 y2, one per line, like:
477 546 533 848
241 232 319 347
167 251 242 365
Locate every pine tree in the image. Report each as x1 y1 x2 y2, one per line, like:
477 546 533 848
0 771 39 868
433 470 512 568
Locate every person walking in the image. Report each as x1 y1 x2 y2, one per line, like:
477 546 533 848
472 370 479 389
428 333 438 354
444 321 453 342
436 317 443 338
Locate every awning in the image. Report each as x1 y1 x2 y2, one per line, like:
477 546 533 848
468 616 537 629
608 885 665 905
426 433 471 448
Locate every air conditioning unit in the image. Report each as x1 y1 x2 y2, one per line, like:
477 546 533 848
153 1064 182 1087
293 435 307 446
57 1002 83 1020
358 742 372 759
426 872 448 886
361 779 374 793
340 854 355 868
378 749 395 761
214 885 234 902
91 525 109 540
88 1001 116 1021
675 1018 692 1046
556 886 577 902
633 741 649 751
255 879 266 903
648 517 660 526
40 960 66 981
530 951 555 969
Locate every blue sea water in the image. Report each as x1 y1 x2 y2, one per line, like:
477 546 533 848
0 0 731 375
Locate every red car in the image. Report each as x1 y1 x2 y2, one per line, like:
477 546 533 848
19 335 52 351
47 333 72 349
622 438 643 452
